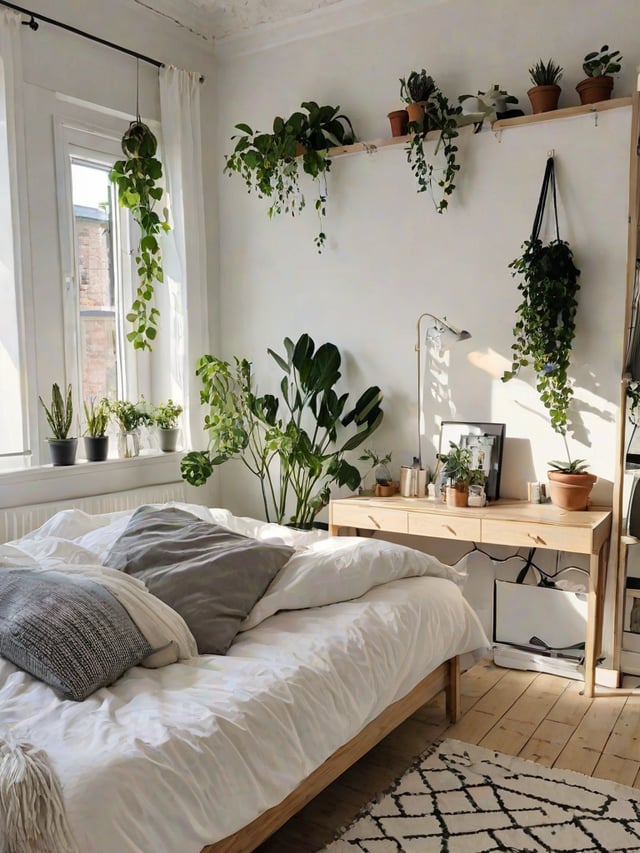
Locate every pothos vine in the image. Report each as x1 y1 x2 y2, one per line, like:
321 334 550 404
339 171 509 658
405 88 462 212
109 120 170 351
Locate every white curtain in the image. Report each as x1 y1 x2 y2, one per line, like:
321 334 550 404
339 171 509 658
159 65 209 449
0 10 27 457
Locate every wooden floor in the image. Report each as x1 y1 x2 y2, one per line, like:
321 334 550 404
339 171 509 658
256 659 640 852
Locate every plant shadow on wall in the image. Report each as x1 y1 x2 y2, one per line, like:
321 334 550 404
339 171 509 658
180 334 384 528
109 119 170 351
224 102 355 252
501 156 595 510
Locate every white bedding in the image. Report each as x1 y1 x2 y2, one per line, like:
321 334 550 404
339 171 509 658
0 504 489 853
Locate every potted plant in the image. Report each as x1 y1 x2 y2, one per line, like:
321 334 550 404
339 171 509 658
109 119 171 351
39 382 77 466
110 398 153 458
83 397 110 462
438 441 485 508
527 59 563 114
576 45 622 105
224 101 356 252
405 80 462 213
399 69 436 129
180 333 384 527
358 448 393 495
153 399 183 452
547 458 597 511
459 84 522 123
501 161 591 509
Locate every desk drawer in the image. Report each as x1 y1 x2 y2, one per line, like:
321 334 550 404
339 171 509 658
481 519 591 553
331 504 408 534
408 513 481 541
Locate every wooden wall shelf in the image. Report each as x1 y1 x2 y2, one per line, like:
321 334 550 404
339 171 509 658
326 96 632 160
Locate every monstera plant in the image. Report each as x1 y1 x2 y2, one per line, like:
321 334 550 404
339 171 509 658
181 333 384 527
109 119 171 350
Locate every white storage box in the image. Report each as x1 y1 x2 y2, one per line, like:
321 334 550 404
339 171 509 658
494 580 588 657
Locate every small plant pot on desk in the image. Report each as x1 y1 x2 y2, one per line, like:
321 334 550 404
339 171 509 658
547 470 597 511
446 485 469 508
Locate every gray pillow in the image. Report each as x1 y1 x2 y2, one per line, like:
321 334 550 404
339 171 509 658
104 506 294 654
0 569 152 701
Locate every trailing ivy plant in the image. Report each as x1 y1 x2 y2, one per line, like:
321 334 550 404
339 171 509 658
502 237 581 466
224 101 355 252
181 334 383 527
405 86 462 212
109 120 170 350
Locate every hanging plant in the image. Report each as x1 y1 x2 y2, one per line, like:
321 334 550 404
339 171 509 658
109 119 170 351
502 158 582 470
224 101 355 252
404 85 462 213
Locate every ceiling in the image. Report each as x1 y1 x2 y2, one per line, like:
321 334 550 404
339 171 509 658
132 0 350 41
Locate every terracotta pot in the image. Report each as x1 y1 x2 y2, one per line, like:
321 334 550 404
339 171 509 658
446 485 469 508
387 109 409 137
547 471 597 511
527 85 561 114
576 75 614 105
405 100 428 130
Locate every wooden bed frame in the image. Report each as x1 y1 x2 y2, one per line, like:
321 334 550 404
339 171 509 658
203 656 460 853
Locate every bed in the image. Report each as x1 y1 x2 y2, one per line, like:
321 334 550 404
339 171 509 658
0 501 489 853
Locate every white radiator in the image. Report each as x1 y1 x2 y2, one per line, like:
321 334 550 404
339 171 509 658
0 482 189 542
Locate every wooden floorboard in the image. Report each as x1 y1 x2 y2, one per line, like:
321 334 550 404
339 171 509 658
255 659 639 852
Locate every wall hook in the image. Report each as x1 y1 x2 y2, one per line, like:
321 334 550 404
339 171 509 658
21 15 39 31
591 107 599 127
547 148 555 159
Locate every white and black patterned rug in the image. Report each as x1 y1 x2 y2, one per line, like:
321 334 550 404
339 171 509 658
321 738 640 852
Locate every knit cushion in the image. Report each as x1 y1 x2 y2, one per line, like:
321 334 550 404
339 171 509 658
0 568 152 701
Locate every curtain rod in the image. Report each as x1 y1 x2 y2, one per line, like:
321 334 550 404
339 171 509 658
0 0 204 81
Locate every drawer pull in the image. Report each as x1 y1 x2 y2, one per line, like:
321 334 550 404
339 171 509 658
528 533 546 545
367 514 381 529
443 524 456 535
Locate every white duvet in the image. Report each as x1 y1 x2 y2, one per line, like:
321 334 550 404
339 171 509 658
0 503 489 853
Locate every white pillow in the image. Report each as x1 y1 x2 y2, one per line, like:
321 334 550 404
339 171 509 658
240 536 467 632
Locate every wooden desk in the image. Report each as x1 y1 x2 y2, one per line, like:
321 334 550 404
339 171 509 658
329 497 613 698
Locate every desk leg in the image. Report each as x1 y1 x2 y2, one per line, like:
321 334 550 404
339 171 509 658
584 543 608 698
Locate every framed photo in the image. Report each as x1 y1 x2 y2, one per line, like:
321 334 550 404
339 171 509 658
438 421 506 501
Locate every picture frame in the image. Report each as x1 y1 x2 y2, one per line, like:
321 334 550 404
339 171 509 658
438 421 506 501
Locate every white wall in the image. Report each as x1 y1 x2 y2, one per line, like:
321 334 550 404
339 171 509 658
215 0 636 521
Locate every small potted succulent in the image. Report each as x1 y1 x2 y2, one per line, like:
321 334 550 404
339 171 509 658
576 45 622 105
83 397 110 462
399 69 436 130
439 441 485 508
358 448 393 495
527 59 563 114
39 382 77 466
153 399 183 452
110 397 153 458
547 457 597 511
459 84 521 122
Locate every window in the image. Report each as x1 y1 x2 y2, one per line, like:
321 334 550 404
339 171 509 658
0 42 27 459
71 159 122 402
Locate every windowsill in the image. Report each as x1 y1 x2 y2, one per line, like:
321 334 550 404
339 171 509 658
0 452 186 510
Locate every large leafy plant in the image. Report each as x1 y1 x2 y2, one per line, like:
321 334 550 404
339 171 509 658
502 237 581 468
405 85 462 212
181 334 384 527
109 120 170 350
224 101 355 251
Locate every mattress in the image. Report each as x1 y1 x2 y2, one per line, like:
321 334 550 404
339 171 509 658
0 504 489 852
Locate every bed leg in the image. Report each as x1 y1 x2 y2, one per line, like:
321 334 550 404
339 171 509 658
446 656 461 723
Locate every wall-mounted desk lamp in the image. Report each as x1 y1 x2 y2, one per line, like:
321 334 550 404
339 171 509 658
415 312 471 468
